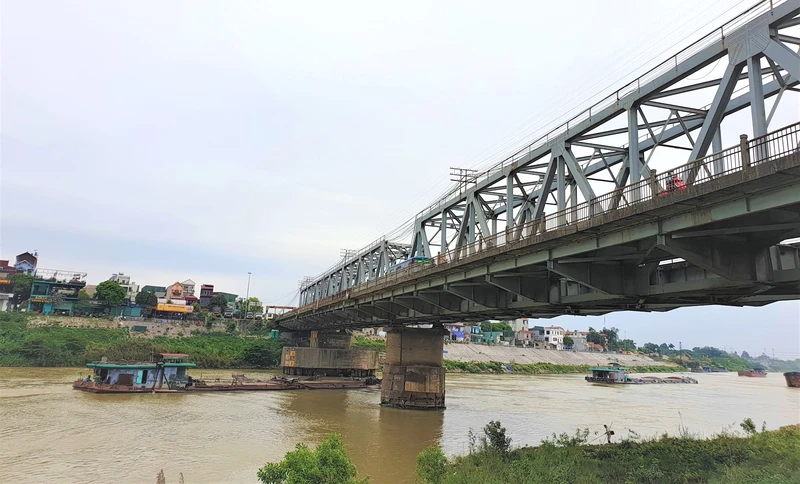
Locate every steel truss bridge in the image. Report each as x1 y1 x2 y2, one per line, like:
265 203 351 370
279 0 800 331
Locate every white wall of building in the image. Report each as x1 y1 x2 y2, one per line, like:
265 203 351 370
110 273 140 302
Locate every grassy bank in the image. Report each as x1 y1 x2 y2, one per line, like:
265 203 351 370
0 313 283 368
351 335 386 350
417 421 800 484
443 360 683 374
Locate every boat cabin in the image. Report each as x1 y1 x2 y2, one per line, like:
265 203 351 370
86 353 196 389
586 363 630 383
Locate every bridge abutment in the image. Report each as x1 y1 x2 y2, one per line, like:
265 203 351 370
381 326 447 410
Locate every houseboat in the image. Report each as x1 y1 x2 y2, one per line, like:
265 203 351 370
738 368 767 377
73 353 196 393
784 372 800 388
586 363 697 385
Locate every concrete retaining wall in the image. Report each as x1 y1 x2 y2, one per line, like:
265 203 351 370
443 344 670 367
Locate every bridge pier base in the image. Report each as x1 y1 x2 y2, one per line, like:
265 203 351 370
381 326 447 410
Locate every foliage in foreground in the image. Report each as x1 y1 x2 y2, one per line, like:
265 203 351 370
443 360 683 374
417 421 800 484
0 314 283 368
257 434 368 484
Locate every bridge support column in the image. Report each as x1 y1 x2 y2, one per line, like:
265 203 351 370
381 326 447 410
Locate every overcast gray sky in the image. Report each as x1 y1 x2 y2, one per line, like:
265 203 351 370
2 1 798 357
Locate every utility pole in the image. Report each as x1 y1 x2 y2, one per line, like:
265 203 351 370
679 341 683 364
245 272 251 319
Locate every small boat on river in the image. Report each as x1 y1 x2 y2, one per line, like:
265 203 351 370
585 363 697 385
784 372 800 387
738 368 767 378
73 353 378 394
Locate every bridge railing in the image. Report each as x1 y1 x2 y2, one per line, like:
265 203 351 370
292 122 799 315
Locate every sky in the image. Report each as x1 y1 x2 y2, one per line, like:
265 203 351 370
1 1 798 357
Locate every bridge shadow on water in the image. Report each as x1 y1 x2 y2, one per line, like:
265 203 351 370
283 387 443 483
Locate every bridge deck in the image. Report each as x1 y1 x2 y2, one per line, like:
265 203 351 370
279 124 800 331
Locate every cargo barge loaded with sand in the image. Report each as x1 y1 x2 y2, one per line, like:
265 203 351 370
72 353 378 394
585 363 697 385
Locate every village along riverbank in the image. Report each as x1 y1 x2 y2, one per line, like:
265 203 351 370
5 312 796 376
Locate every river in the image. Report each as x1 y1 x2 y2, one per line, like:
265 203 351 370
1 367 798 483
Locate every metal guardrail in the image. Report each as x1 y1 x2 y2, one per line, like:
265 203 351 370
287 122 800 317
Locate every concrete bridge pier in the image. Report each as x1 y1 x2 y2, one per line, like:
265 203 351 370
381 326 448 410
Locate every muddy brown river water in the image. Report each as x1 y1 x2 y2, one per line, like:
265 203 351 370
1 367 798 483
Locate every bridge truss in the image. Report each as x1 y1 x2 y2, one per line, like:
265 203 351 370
298 0 800 308
410 0 800 259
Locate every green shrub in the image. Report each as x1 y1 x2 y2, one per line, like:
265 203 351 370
351 336 385 350
418 422 800 484
257 433 368 484
416 446 447 484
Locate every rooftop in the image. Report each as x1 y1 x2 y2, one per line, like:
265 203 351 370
34 268 87 283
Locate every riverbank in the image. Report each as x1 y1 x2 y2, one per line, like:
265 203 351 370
443 343 668 367
416 422 800 484
0 316 283 368
443 360 682 374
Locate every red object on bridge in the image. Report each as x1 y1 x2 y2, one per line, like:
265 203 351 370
659 176 687 196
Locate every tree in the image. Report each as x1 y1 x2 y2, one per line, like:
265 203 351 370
482 420 512 454
479 321 511 332
641 343 660 354
10 273 34 306
95 280 127 307
78 289 92 300
257 433 367 484
135 290 158 307
563 335 574 348
490 322 512 332
741 350 751 359
587 327 610 346
692 346 726 358
209 294 229 311
617 339 637 352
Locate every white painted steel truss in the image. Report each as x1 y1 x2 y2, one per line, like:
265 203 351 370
410 1 800 258
300 0 800 306
298 240 411 307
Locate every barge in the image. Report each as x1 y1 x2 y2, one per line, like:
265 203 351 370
784 372 800 388
738 368 767 377
586 363 697 385
73 353 379 394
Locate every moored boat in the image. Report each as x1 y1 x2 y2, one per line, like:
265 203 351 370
784 372 800 387
585 363 697 385
738 368 767 377
73 353 197 393
73 353 379 394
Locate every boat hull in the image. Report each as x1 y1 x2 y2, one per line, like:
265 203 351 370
73 381 180 393
738 371 767 377
73 379 372 393
784 372 800 388
585 376 697 384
